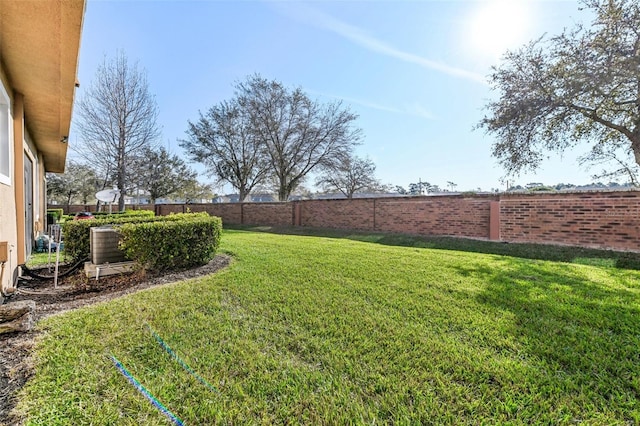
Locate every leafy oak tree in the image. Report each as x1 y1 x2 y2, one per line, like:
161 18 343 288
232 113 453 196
182 99 270 202
478 0 640 182
176 179 215 204
46 161 98 209
129 146 197 206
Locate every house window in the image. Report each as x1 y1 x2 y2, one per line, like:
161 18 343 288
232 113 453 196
0 81 11 186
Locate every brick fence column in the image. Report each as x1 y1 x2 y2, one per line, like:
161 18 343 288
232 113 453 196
489 201 500 240
293 202 301 226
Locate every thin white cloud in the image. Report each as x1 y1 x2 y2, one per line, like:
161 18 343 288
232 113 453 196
406 103 437 120
309 89 436 120
276 3 486 84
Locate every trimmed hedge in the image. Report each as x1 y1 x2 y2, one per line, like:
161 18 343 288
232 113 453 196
119 215 222 271
92 210 154 218
63 212 209 261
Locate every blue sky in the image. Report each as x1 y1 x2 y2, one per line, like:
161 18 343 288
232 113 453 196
70 0 595 193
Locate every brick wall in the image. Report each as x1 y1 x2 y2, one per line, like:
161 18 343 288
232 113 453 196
156 204 185 215
374 197 493 238
499 192 640 250
52 190 640 252
243 203 292 226
65 204 96 214
300 199 375 230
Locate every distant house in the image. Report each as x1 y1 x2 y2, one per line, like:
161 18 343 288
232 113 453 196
212 194 279 203
124 189 150 205
312 192 403 200
212 192 403 202
0 1 85 298
248 193 276 202
213 194 241 203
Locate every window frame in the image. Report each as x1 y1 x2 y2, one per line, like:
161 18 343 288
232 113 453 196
0 81 12 186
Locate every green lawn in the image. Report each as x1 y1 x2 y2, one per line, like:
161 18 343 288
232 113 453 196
18 229 640 424
26 251 71 268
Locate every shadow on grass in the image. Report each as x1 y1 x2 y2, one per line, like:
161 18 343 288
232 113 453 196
468 260 640 419
227 225 640 271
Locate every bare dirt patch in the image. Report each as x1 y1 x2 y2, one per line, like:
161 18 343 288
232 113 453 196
0 254 231 426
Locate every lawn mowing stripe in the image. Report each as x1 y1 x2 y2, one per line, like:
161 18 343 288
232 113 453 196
146 324 220 394
109 354 185 426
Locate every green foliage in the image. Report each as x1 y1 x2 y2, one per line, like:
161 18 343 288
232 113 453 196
46 209 64 222
62 212 209 261
119 215 222 271
478 0 640 180
174 179 216 204
92 210 155 218
46 161 99 206
20 230 640 424
62 221 94 260
528 185 555 192
129 146 197 204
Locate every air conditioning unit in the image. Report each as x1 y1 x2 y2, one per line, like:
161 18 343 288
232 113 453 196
90 227 126 265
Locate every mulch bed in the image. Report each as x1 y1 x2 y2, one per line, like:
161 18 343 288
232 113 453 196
0 254 231 426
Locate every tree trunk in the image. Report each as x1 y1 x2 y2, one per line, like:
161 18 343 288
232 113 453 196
0 300 35 334
632 135 640 168
278 187 288 202
65 193 72 213
118 137 126 211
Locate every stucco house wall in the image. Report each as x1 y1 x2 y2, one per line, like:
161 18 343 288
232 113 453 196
0 1 85 301
0 66 18 297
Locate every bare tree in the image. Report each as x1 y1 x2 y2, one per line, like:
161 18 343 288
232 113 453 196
76 51 160 210
316 155 380 198
238 75 362 201
477 0 640 178
181 100 270 201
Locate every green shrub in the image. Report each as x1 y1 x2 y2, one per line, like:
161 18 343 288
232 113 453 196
62 212 209 261
119 216 222 271
47 208 64 222
92 210 155 218
529 186 555 192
